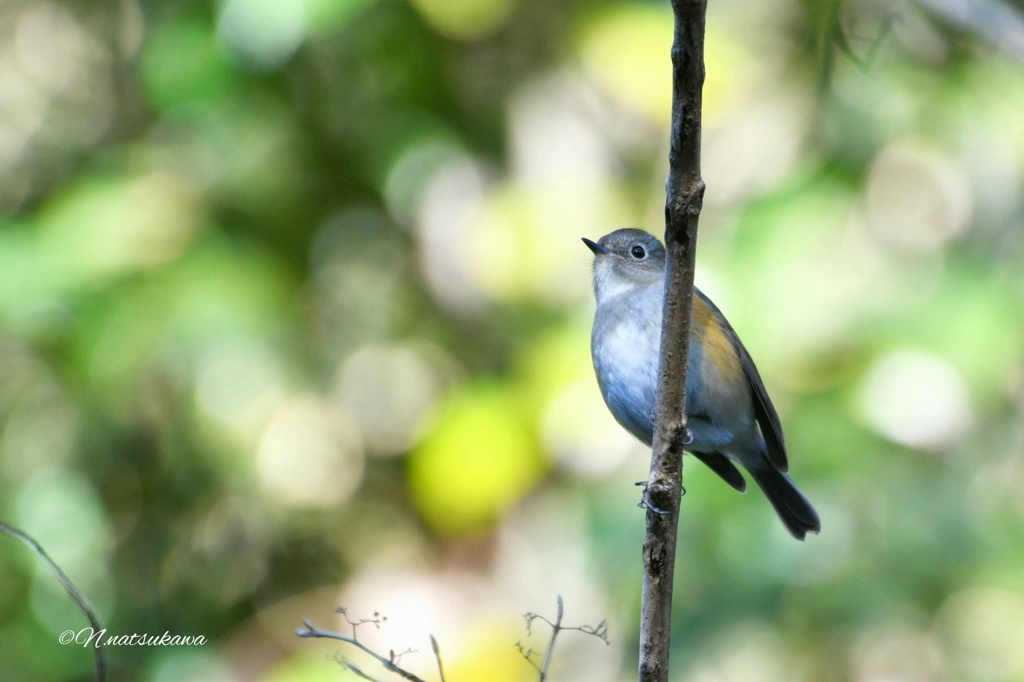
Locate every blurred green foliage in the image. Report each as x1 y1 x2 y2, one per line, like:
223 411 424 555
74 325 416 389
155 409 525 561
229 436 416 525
1 0 1023 681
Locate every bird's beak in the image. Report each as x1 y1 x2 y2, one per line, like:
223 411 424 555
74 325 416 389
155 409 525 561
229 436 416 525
582 238 609 255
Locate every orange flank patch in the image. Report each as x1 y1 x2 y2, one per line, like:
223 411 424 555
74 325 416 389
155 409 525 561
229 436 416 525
693 296 742 384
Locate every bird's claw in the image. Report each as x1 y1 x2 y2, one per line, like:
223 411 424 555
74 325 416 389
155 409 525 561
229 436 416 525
635 481 671 515
644 414 694 448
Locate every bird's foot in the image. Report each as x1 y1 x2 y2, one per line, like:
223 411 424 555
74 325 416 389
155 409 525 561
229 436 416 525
644 413 694 447
634 481 684 515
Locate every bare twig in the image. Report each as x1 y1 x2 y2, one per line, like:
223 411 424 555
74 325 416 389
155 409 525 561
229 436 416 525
331 654 386 682
835 11 898 71
819 0 899 91
335 606 386 640
539 595 564 682
390 647 417 667
638 1 706 681
515 641 543 672
562 620 610 640
430 634 447 682
518 596 610 681
297 616 428 682
0 520 107 682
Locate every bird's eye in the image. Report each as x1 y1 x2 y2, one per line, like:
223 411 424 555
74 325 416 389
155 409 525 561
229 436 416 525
631 245 646 259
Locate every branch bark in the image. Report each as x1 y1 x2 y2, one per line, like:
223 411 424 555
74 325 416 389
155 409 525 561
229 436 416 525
638 1 707 681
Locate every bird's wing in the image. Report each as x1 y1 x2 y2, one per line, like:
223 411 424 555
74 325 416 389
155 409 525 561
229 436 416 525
735 339 788 472
690 450 747 493
695 290 788 472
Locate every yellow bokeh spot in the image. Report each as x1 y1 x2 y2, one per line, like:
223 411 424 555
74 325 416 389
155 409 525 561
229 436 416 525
515 325 594 421
579 5 751 125
446 623 538 682
464 183 535 300
579 5 672 124
465 181 631 304
409 386 544 536
259 655 362 682
408 0 515 40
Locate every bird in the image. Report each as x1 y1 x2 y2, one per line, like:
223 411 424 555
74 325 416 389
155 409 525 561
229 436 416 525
584 228 820 540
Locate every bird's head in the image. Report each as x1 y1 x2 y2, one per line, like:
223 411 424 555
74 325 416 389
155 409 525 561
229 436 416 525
582 228 666 303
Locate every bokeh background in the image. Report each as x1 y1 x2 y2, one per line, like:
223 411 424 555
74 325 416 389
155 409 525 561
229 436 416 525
1 0 1023 680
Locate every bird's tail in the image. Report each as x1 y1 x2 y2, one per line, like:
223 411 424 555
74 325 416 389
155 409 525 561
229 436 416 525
750 463 821 540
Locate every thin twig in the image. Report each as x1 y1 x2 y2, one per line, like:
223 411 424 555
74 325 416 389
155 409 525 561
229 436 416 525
638 1 706 681
335 606 386 640
0 520 107 682
515 642 543 672
538 595 564 682
518 596 609 681
834 11 898 71
390 647 417 667
297 619 428 682
820 0 899 91
430 634 447 682
561 620 609 640
334 656 386 682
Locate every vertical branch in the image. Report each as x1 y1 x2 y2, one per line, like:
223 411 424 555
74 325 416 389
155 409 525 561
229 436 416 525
430 635 447 682
538 595 564 682
638 1 706 681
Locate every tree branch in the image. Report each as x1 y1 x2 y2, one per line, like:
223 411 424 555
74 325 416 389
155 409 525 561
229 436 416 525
517 596 610 680
334 657 387 682
0 520 107 682
638 0 707 681
296 619 428 682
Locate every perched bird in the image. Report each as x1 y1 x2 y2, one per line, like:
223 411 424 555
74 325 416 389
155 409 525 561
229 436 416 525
584 228 820 540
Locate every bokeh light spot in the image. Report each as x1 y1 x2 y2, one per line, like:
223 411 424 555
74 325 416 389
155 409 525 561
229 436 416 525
383 141 463 227
1 387 79 481
141 18 236 109
196 338 285 440
14 468 111 572
689 623 788 682
334 343 452 457
218 0 306 70
541 379 638 478
409 387 544 536
579 5 673 125
859 350 973 451
444 625 536 682
259 656 362 681
853 625 945 682
467 180 629 305
150 650 239 682
37 173 202 285
940 587 1024 679
408 0 515 41
257 395 364 508
304 0 376 35
15 2 108 97
866 141 972 252
415 156 491 313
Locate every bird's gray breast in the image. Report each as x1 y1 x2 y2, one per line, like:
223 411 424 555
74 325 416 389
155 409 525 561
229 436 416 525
591 293 661 446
